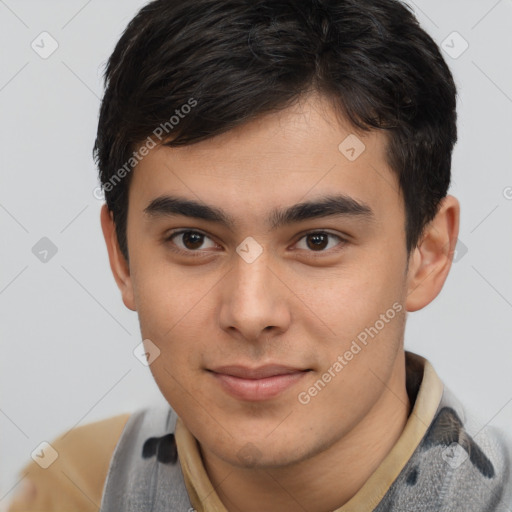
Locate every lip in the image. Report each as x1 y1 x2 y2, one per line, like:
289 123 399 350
208 365 310 401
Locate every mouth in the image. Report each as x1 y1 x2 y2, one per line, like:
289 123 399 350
207 365 311 401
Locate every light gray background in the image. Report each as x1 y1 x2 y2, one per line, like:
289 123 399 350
1 0 511 509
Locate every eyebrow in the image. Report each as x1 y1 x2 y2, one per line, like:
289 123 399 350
143 194 374 230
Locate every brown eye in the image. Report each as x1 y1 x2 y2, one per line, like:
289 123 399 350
167 230 218 253
306 233 329 251
295 231 345 253
182 231 205 250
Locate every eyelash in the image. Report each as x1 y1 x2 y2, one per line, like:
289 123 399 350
164 229 347 258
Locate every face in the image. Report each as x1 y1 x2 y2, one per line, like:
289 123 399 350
120 94 413 468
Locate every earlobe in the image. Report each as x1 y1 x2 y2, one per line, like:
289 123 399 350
100 204 137 311
405 195 460 312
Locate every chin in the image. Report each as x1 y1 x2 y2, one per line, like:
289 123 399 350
209 433 314 470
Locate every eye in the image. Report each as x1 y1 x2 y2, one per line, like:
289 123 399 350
294 231 345 253
166 230 218 255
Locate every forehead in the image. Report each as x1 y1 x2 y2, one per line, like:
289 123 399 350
128 94 402 226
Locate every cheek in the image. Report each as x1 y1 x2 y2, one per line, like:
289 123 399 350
140 313 207 420
294 306 407 436
137 297 207 368
130 270 208 391
130 252 207 334
293 254 406 335
295 262 408 410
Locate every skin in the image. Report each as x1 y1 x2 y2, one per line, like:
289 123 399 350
101 93 459 512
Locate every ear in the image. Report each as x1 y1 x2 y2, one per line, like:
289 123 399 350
100 204 136 311
405 195 460 312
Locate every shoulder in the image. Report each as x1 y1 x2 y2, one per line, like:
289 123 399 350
7 412 132 512
381 385 512 510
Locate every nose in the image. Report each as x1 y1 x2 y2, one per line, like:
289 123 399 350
218 250 291 343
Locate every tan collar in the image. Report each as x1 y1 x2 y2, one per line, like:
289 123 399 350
174 351 443 512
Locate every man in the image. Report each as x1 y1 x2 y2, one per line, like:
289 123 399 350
8 0 512 510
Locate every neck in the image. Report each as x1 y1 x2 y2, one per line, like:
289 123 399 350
201 352 411 512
